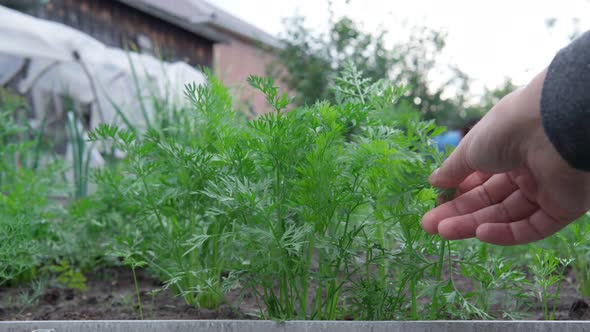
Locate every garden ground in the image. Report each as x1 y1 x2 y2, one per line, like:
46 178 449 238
1 266 588 321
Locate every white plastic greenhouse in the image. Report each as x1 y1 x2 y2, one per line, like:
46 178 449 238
0 5 207 166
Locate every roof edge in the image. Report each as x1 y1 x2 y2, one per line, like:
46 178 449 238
114 0 231 43
197 1 282 49
113 0 283 49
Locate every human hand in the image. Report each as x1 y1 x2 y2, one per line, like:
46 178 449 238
421 69 590 245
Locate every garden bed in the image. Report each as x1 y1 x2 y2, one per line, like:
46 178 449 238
3 69 590 322
0 267 250 320
1 266 588 321
3 320 590 332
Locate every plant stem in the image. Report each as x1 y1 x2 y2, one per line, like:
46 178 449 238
551 263 568 320
410 278 417 320
131 266 144 320
430 239 446 319
300 236 315 319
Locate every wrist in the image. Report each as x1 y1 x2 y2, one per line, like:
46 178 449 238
509 70 545 165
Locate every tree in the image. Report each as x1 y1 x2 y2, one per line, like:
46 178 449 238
270 14 472 126
479 79 518 112
458 78 518 128
270 15 396 106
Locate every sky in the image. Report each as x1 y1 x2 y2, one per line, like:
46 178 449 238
211 0 590 96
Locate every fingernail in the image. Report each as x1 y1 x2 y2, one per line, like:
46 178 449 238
429 168 440 183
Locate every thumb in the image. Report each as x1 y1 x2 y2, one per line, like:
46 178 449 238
429 71 545 189
430 135 475 188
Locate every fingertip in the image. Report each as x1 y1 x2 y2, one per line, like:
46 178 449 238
438 218 476 241
429 169 463 189
421 211 439 235
430 141 475 188
475 223 516 246
437 219 456 240
429 169 455 188
475 223 492 242
428 168 440 183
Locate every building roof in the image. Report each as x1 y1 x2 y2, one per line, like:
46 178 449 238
114 0 282 49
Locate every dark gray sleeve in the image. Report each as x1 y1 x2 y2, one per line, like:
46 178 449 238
541 31 590 171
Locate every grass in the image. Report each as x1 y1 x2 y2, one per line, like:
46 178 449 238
0 67 585 320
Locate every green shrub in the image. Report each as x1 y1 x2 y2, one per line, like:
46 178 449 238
0 90 64 286
89 65 534 319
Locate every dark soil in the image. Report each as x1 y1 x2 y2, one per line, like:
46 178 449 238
1 266 590 320
535 278 590 320
0 267 257 320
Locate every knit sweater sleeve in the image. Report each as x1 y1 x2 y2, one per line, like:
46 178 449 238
541 31 590 171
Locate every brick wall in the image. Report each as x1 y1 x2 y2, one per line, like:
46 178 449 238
214 38 283 116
